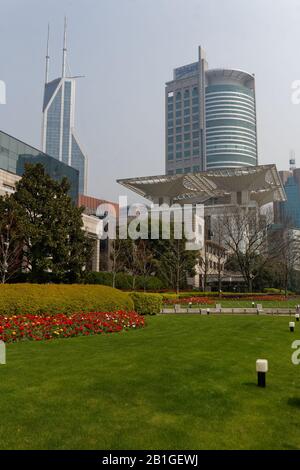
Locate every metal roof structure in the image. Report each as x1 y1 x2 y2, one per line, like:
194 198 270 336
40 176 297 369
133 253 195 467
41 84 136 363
117 165 286 207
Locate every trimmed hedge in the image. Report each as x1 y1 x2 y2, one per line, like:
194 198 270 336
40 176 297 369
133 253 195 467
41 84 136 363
0 284 134 316
161 291 294 300
129 292 163 315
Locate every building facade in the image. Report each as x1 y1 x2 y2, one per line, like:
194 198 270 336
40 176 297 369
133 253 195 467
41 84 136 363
165 46 258 174
78 194 119 272
0 130 101 272
0 129 79 201
274 169 300 228
41 20 87 194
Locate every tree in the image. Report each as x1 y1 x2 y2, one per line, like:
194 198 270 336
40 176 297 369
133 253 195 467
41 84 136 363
270 226 300 296
134 239 154 292
149 224 198 294
0 195 27 283
222 206 273 292
13 163 92 282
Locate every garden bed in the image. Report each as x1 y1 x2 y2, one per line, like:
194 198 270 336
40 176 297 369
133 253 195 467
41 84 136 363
0 311 145 343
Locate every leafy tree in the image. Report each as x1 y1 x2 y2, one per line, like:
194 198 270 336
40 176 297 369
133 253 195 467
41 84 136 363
0 195 27 283
149 223 198 294
13 163 92 283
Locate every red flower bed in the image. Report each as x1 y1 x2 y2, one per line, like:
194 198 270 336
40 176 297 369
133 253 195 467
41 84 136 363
0 311 145 343
165 297 215 305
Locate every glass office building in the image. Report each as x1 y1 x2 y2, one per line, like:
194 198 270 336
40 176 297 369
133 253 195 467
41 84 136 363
165 46 258 174
0 129 79 201
41 20 87 194
42 77 87 194
275 169 300 228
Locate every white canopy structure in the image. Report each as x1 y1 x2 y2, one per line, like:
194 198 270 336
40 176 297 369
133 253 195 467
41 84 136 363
117 165 286 207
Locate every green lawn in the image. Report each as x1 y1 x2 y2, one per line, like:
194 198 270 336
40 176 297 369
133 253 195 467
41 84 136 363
0 315 300 450
164 299 300 308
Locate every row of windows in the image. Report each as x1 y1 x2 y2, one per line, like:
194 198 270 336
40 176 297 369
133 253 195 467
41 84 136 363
168 106 199 119
206 119 256 130
168 117 200 130
167 165 201 175
168 131 200 143
172 88 198 101
168 139 200 151
207 154 257 165
169 97 199 110
167 148 200 160
168 116 199 128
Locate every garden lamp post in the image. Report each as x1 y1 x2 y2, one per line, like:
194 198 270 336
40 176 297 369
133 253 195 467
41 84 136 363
256 359 268 387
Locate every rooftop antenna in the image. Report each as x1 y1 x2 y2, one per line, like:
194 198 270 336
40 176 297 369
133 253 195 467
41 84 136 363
62 16 67 78
289 150 296 171
45 23 50 84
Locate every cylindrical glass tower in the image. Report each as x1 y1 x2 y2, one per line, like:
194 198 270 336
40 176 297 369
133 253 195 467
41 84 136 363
205 69 257 170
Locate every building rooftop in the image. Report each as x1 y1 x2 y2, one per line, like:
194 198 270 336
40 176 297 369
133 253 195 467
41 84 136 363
117 165 286 207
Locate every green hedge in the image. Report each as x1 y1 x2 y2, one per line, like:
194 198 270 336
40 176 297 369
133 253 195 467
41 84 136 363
129 292 163 315
0 284 134 316
162 291 293 300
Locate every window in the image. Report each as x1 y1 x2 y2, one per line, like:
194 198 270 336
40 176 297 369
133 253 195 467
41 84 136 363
184 116 190 124
184 133 190 141
184 142 191 149
176 152 182 160
184 125 190 132
193 140 199 148
184 150 191 158
176 126 182 134
193 131 199 139
176 168 183 174
184 108 190 116
192 87 198 96
193 165 200 172
176 91 181 101
176 143 182 150
184 167 191 173
176 134 182 142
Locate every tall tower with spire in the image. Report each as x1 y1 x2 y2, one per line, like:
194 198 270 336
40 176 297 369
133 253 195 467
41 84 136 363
41 18 87 194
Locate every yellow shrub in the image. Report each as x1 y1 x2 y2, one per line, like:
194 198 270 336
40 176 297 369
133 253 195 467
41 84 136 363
0 284 134 316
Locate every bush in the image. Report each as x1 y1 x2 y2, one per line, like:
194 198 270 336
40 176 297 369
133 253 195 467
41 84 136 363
129 292 163 315
0 284 134 317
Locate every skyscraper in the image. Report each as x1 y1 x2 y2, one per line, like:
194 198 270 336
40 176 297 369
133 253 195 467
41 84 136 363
165 46 258 175
41 19 87 194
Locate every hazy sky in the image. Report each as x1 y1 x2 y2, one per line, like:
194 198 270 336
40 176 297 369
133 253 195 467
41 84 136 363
1 0 300 203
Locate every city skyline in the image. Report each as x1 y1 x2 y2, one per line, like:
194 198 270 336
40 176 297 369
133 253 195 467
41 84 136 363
0 0 300 202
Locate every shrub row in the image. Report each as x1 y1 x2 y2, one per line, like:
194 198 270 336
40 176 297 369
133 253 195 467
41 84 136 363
129 293 163 315
0 284 134 316
162 291 294 300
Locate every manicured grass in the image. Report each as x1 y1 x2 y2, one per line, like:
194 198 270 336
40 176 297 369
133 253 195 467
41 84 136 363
164 299 300 308
0 315 300 450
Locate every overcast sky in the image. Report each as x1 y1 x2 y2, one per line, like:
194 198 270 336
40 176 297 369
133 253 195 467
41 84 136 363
0 0 300 202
